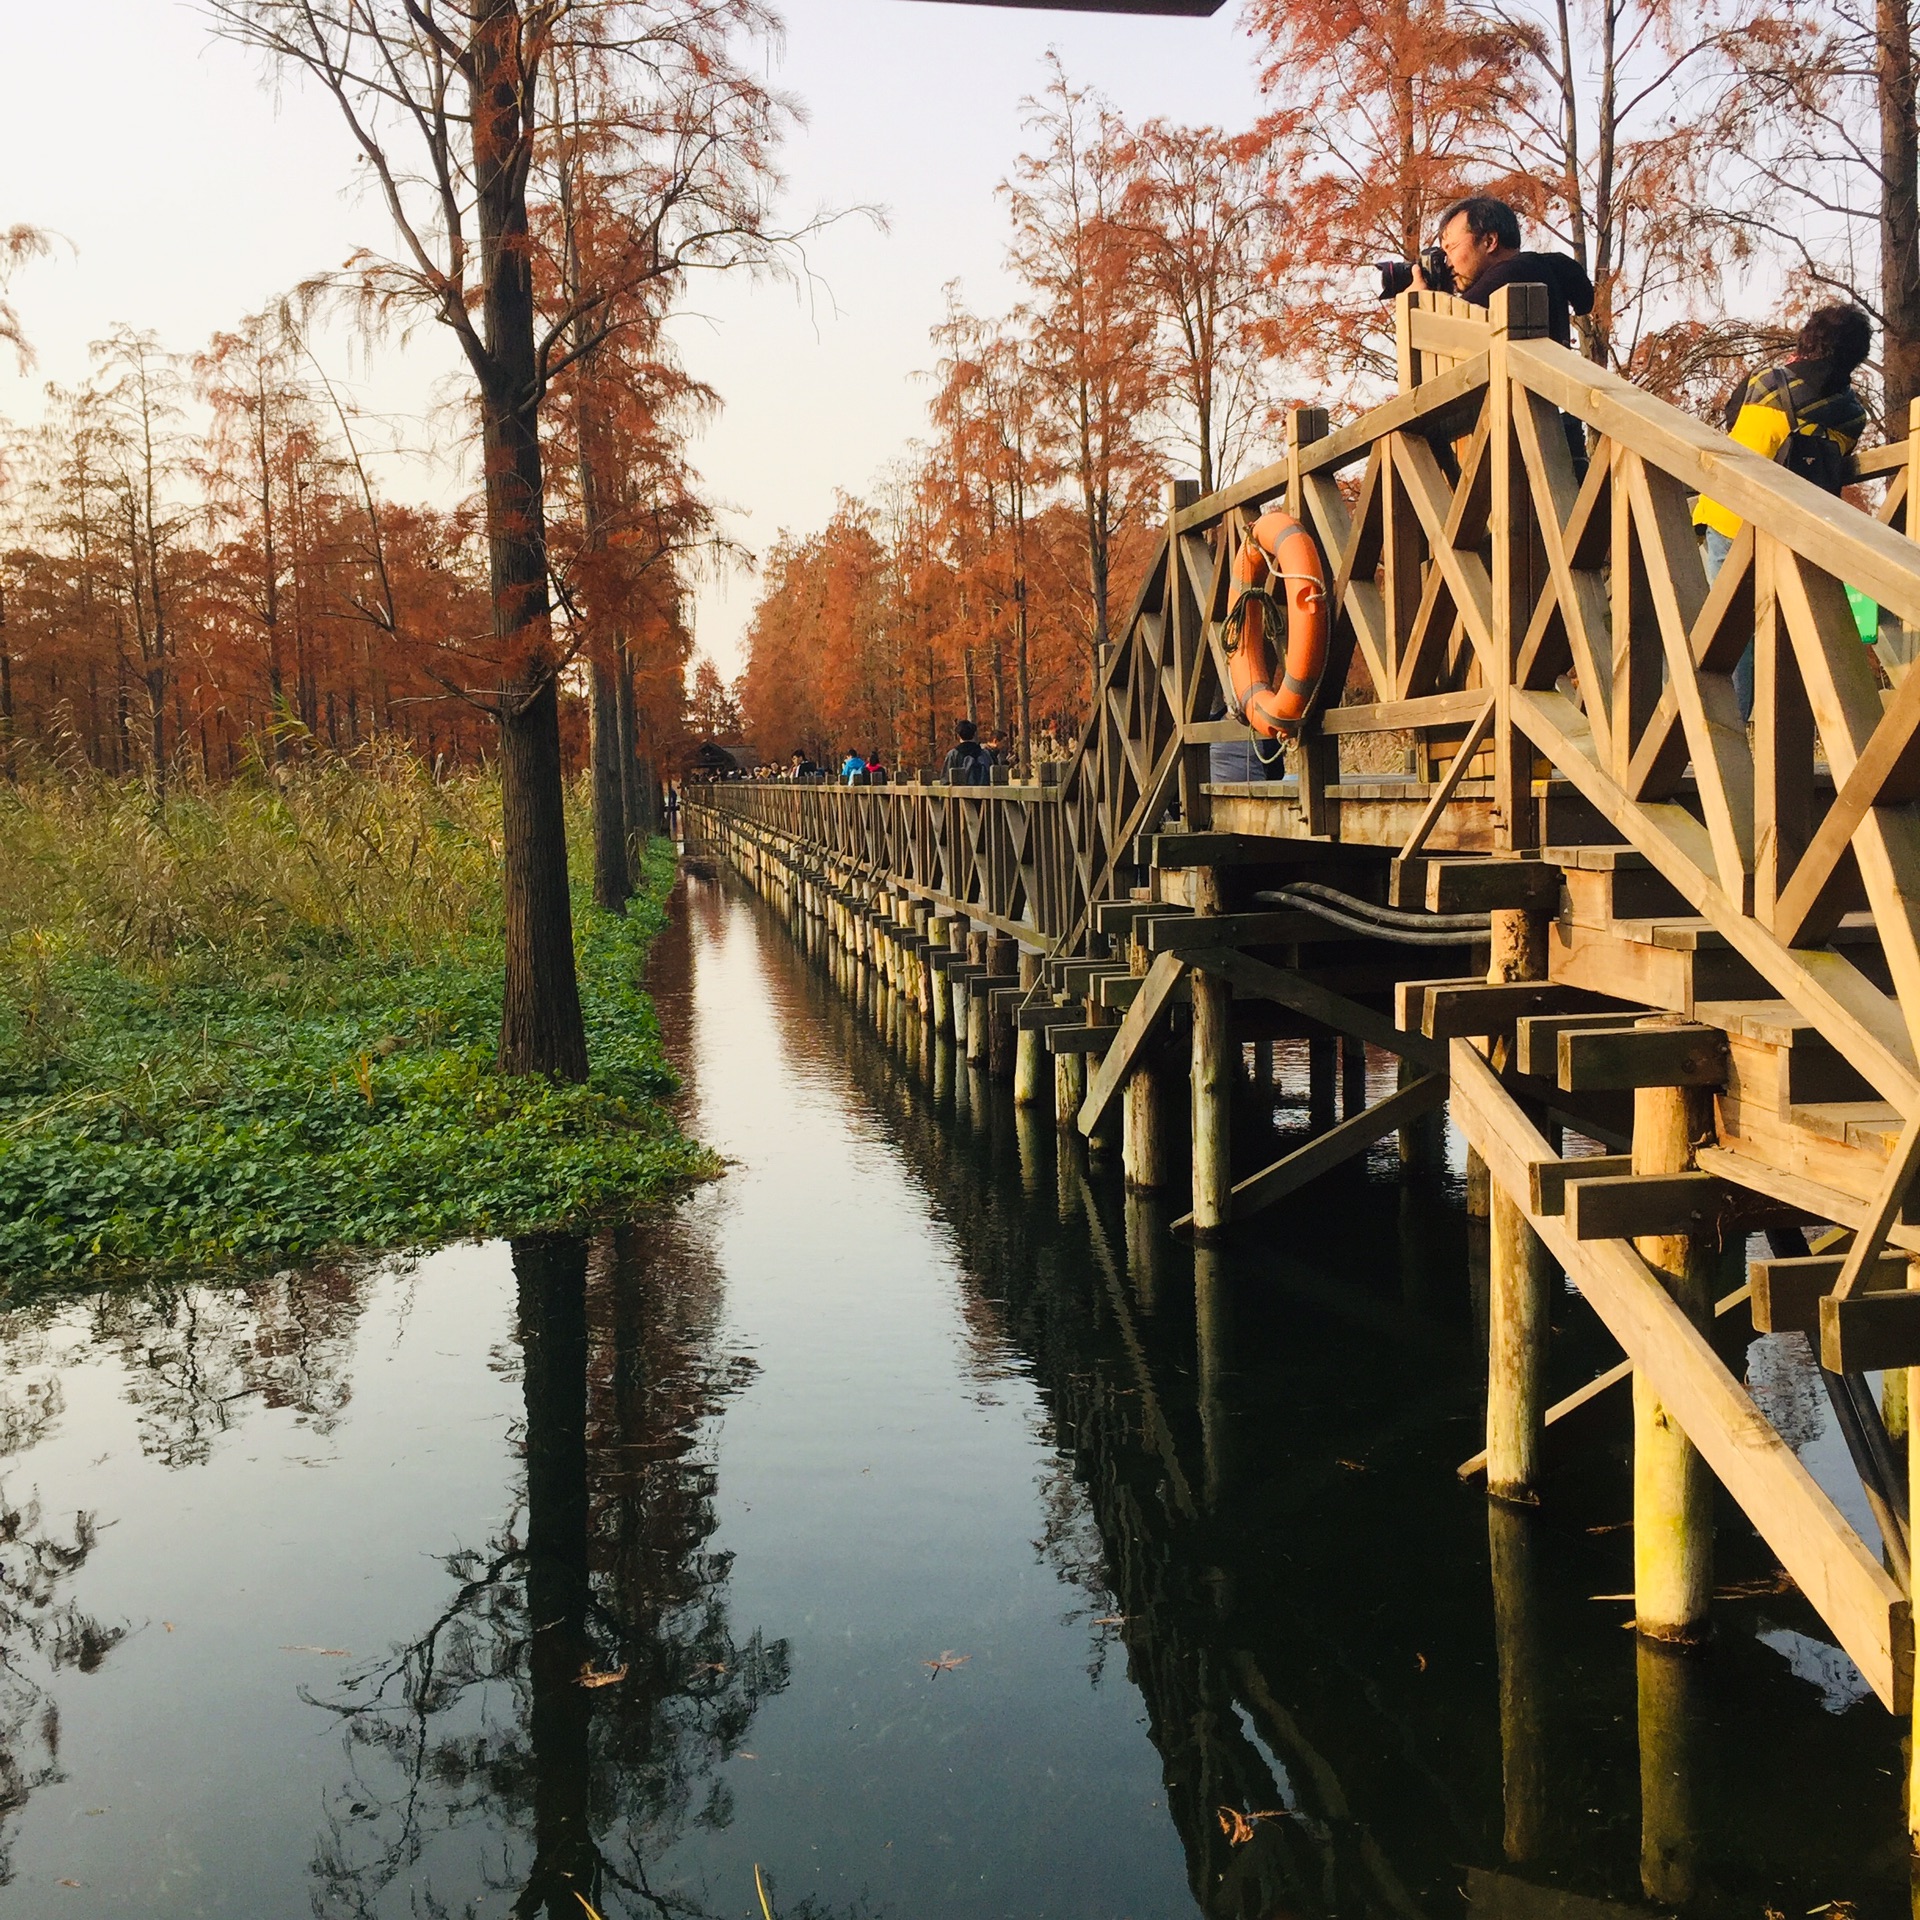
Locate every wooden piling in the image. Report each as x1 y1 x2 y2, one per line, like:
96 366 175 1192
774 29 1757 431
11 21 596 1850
1190 867 1232 1238
1055 1047 1086 1133
1014 951 1044 1106
985 933 1017 1080
1251 1037 1274 1101
965 929 989 1068
1308 1032 1335 1128
1123 927 1169 1192
1631 1025 1716 1644
1341 1034 1368 1117
930 917 954 1035
1397 1053 1442 1168
1484 902 1554 1506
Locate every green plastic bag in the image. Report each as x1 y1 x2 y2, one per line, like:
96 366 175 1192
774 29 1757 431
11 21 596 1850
1846 583 1879 642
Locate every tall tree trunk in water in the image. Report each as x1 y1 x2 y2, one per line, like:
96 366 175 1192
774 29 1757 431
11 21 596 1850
475 0 587 1081
511 1233 599 1917
1882 0 1920 429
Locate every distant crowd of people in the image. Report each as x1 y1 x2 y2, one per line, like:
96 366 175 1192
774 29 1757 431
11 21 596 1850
763 718 1048 786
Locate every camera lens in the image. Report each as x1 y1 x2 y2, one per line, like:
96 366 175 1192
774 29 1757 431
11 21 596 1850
1377 260 1415 301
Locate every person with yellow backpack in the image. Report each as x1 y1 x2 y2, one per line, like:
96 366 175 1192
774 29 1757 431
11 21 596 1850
1695 304 1872 718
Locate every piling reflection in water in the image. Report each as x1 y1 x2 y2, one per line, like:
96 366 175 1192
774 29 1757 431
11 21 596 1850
727 856 1912 1919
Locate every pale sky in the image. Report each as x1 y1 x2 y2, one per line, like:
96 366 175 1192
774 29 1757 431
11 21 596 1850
1 1 1267 679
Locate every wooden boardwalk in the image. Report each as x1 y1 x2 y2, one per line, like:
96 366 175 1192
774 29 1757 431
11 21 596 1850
688 288 1920 1828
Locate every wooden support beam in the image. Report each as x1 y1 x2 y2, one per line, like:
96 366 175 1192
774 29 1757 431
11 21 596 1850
1822 1289 1920 1372
1078 950 1186 1138
1425 858 1563 914
1449 1038 1910 1711
1515 1011 1651 1079
1528 1153 1634 1213
1098 971 1193 1010
1044 1023 1118 1054
1146 908 1333 951
1557 1023 1728 1091
1170 1072 1448 1232
1751 1254 1909 1333
1563 1171 1723 1241
1136 830 1308 868
1411 977 1602 1039
1195 948 1448 1070
1015 1002 1088 1032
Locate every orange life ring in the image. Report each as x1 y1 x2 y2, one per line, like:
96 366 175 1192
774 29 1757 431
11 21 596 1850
1226 510 1328 738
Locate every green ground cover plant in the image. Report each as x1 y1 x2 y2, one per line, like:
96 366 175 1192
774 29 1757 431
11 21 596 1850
0 746 713 1289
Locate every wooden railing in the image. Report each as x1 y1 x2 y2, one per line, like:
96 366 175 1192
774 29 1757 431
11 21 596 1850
694 295 1920 1717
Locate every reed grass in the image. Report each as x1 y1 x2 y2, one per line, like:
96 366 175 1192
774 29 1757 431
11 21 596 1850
0 746 714 1289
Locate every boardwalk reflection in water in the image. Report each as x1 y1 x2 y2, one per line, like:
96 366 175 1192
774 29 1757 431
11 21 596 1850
0 870 1906 1915
750 863 1911 1918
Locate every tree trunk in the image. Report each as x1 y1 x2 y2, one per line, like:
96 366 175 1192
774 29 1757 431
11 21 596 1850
589 646 629 912
474 0 588 1081
501 675 589 1079
614 641 643 839
1882 0 1920 428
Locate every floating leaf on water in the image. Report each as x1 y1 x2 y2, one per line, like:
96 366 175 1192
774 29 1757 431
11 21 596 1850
1216 1806 1290 1846
923 1651 970 1676
1334 1458 1366 1472
1415 1653 1428 1672
576 1662 628 1689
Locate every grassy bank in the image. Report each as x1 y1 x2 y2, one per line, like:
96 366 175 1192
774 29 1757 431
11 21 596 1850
0 748 715 1288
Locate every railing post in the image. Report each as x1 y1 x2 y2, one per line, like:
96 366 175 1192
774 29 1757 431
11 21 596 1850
1287 407 1336 835
1488 283 1550 855
1168 478 1209 832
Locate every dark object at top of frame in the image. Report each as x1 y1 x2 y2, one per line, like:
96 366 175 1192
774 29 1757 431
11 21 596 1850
906 1 1226 16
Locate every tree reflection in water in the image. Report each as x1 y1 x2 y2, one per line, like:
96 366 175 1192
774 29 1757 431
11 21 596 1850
306 1224 790 1920
0 1316 127 1886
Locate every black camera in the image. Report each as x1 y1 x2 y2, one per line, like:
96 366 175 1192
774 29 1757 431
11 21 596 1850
1377 247 1453 300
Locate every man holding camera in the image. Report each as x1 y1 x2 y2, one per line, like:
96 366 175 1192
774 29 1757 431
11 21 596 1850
1409 197 1594 348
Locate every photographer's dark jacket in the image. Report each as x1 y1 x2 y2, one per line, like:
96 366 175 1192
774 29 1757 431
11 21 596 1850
1458 251 1595 348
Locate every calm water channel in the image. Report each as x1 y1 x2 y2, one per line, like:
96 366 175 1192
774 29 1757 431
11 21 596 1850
0 872 1910 1916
